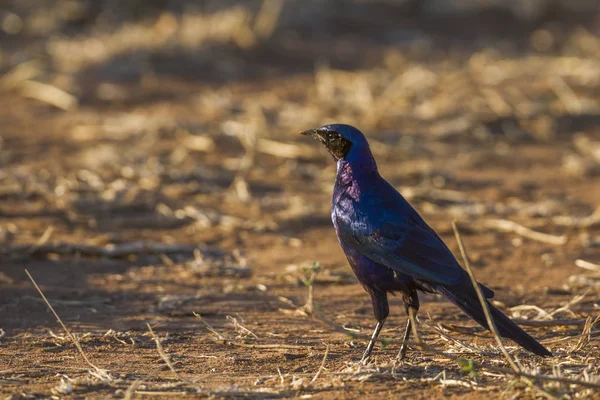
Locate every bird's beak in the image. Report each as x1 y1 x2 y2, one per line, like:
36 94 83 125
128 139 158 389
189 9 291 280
299 128 327 144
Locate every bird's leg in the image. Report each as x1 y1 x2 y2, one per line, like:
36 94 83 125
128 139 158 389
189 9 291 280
361 288 389 363
398 317 412 360
361 319 385 364
396 289 420 360
407 306 421 343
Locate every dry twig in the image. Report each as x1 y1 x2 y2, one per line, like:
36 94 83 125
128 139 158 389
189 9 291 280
310 344 330 384
221 342 308 350
194 312 305 350
227 315 259 339
575 259 600 271
257 139 315 159
146 323 197 386
19 80 78 110
479 219 567 245
30 226 55 253
553 207 600 228
7 241 206 259
452 222 522 373
571 315 600 353
193 312 226 340
24 270 111 381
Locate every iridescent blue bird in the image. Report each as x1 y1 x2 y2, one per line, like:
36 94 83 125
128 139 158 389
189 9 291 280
301 124 551 362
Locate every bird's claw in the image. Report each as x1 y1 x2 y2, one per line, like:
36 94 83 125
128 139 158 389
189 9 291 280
360 350 371 365
395 345 408 362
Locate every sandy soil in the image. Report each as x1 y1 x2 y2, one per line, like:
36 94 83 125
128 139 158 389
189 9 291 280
1 1 600 398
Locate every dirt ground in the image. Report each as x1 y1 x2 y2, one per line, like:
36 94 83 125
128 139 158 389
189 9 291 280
1 1 600 399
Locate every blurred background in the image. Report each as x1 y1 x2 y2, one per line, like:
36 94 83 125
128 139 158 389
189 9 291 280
2 0 600 316
3 0 600 326
2 1 600 396
2 0 600 226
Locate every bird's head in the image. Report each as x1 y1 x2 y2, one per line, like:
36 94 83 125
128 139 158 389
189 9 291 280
299 124 370 162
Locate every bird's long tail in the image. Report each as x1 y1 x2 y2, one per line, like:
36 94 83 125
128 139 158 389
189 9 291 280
437 283 552 357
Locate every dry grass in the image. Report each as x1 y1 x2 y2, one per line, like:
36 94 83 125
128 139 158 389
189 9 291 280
1 0 600 399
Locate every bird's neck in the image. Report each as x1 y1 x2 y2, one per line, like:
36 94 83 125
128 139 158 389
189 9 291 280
336 155 378 186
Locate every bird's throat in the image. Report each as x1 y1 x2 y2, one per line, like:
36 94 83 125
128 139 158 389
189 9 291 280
335 160 375 202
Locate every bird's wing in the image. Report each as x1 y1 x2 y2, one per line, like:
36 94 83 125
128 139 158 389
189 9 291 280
336 208 464 286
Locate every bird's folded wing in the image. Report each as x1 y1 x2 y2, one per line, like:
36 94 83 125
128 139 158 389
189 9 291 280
338 216 463 285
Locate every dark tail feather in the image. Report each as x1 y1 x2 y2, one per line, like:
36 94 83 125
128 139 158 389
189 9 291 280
437 285 552 357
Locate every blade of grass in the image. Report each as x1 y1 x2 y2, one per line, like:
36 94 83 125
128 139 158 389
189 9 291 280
25 269 111 381
451 221 521 373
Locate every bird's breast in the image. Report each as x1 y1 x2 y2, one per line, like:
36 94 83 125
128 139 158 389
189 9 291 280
332 186 356 228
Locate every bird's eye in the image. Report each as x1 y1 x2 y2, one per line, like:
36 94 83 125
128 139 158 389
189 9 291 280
327 132 337 140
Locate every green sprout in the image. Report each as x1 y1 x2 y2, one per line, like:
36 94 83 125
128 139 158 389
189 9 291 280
301 261 323 287
299 261 323 314
458 358 478 379
379 337 392 349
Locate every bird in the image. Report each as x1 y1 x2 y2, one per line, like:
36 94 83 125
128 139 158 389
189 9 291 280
300 123 552 362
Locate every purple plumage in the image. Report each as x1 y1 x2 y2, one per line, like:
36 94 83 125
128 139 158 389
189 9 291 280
301 124 551 362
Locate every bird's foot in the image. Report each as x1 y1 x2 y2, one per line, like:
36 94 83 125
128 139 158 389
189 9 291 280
395 344 409 362
360 352 371 365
